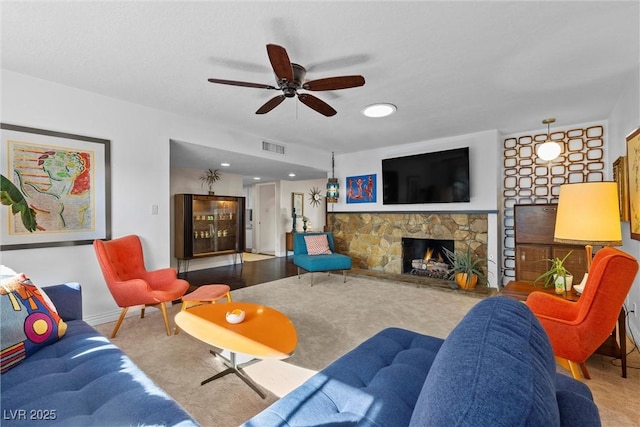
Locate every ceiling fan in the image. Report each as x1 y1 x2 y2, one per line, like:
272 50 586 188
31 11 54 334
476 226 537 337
208 44 365 117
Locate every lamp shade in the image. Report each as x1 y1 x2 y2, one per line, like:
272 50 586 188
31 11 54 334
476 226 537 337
537 140 562 161
326 178 339 203
554 182 622 246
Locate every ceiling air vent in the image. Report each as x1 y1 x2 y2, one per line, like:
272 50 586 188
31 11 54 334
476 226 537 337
262 141 285 155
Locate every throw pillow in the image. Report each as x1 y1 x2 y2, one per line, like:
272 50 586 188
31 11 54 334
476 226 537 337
304 234 332 255
1 273 67 373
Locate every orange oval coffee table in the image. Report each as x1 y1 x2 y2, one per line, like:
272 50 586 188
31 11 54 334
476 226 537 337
175 302 297 398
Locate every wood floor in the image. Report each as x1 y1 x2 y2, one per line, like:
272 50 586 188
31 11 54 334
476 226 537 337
178 255 298 293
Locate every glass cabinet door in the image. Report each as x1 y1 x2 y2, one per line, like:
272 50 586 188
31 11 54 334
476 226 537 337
191 197 239 256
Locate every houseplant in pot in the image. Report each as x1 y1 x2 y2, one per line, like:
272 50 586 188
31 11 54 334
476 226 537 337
199 168 221 195
533 251 573 294
443 246 490 290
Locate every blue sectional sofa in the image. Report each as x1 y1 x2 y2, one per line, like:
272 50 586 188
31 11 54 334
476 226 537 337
293 232 352 285
0 283 198 427
243 297 601 427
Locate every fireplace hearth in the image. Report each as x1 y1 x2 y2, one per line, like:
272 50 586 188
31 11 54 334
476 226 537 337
402 237 454 279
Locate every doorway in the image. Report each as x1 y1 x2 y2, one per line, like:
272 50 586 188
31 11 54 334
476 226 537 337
256 182 276 255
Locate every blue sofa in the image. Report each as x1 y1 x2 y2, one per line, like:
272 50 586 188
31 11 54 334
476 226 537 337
293 232 352 285
0 283 198 427
243 297 601 427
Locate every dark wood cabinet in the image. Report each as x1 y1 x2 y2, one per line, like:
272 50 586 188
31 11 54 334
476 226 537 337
174 194 245 266
514 204 586 282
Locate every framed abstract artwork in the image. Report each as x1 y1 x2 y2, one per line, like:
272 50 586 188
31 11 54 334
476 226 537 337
346 173 376 203
627 127 640 240
612 156 630 222
0 123 111 250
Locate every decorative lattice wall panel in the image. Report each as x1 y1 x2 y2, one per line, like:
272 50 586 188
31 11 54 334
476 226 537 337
501 124 605 283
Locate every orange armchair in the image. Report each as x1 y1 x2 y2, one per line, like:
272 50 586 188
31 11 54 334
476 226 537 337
526 247 638 380
93 235 189 338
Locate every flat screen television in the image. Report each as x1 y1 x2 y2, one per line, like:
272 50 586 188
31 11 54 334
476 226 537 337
382 147 470 204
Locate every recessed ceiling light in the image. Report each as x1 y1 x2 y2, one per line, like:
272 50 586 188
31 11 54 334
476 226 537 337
253 177 261 180
221 162 230 167
288 173 296 177
362 103 396 118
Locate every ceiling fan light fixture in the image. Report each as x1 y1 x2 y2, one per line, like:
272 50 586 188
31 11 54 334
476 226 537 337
362 103 396 118
536 117 562 161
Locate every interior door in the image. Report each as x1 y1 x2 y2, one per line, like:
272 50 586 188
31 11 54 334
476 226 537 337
257 183 276 255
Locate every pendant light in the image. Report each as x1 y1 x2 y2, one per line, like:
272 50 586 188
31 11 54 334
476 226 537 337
536 118 562 161
326 152 339 203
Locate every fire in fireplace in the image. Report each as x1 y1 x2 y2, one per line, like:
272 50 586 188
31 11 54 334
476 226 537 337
402 237 455 279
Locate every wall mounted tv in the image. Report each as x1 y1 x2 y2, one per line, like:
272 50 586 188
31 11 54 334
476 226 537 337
382 147 470 204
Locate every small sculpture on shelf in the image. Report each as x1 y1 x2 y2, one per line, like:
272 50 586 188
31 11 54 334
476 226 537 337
292 211 297 232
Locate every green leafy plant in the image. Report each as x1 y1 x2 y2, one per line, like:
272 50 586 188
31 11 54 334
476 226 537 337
443 246 491 286
0 174 38 232
533 251 573 287
199 169 221 193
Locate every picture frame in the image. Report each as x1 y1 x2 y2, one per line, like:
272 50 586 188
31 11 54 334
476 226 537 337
292 192 304 217
612 156 630 222
627 127 640 240
0 123 111 250
346 173 377 203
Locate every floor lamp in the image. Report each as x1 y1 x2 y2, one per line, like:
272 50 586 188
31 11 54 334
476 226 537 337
554 182 623 293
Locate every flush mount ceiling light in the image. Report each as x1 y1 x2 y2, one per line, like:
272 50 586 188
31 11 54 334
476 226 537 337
221 163 230 167
536 117 562 161
362 103 396 118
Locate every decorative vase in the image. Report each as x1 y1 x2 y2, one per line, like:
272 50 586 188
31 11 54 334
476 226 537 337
553 274 573 294
455 273 478 290
303 220 308 232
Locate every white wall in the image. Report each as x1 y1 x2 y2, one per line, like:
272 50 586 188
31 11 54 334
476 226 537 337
608 67 640 339
0 70 329 325
333 129 500 212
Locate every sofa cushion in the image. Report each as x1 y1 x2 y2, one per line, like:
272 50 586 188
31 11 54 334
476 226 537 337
243 327 443 427
1 274 67 373
409 296 562 427
1 319 197 426
304 234 332 255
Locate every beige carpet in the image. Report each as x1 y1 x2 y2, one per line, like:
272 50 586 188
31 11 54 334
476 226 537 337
94 274 640 427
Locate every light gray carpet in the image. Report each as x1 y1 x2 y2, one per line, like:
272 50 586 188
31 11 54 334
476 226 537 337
94 274 640 427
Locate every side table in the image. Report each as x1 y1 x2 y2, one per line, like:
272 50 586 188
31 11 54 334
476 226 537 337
501 280 627 378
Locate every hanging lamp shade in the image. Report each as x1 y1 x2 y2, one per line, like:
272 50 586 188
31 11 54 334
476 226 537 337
326 151 339 203
326 178 339 203
536 118 562 161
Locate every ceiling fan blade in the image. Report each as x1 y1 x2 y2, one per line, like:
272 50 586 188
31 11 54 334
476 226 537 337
302 75 365 91
256 95 287 114
297 93 337 117
208 78 276 90
266 44 294 83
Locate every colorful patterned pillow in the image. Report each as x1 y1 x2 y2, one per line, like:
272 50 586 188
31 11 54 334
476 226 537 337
304 234 333 255
1 273 67 373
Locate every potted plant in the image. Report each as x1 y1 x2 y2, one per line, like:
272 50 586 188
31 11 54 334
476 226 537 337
443 246 491 290
199 169 221 195
533 251 573 294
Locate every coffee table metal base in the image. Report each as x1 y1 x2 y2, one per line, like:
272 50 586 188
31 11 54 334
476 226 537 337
201 350 266 399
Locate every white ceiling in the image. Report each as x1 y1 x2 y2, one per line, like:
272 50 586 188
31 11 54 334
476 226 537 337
2 1 638 185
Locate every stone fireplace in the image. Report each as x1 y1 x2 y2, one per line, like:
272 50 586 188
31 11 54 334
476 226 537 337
326 212 488 277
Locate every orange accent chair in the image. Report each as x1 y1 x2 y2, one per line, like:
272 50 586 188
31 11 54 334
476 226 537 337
93 235 189 338
526 247 638 380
